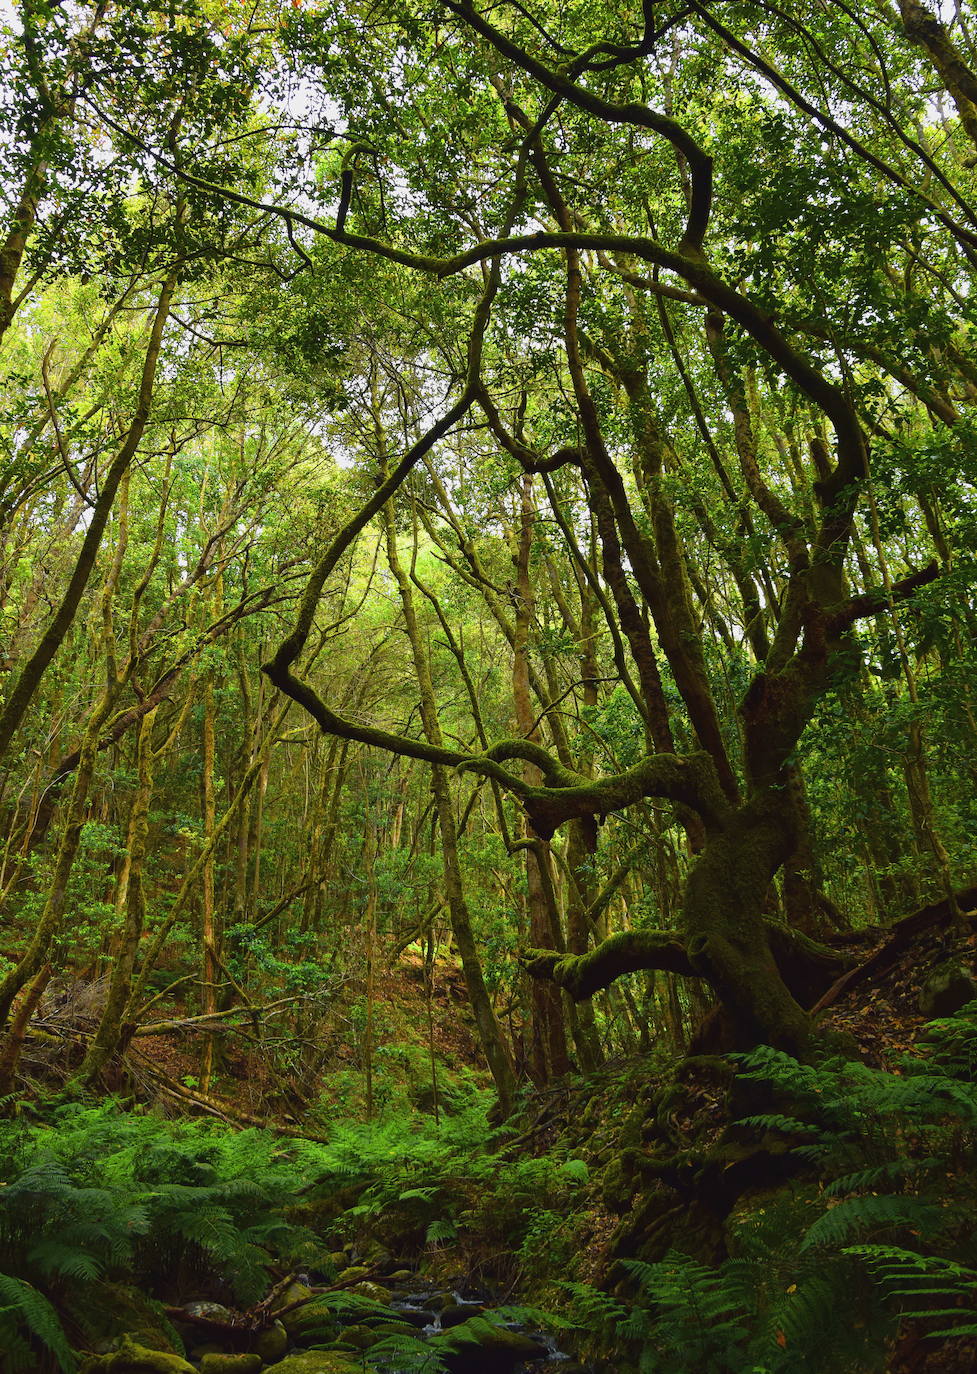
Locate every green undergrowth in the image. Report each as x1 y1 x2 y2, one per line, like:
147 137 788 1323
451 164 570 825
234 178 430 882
551 1004 977 1372
4 1005 977 1373
0 1079 591 1370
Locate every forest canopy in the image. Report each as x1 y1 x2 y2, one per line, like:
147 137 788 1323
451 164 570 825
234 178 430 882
1 0 976 1114
5 2 977 1372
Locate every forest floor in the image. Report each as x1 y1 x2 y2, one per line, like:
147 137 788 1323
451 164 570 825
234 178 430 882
7 902 977 1373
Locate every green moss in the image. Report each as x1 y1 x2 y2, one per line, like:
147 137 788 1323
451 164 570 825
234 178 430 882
198 1357 263 1374
263 1355 361 1373
81 1337 195 1373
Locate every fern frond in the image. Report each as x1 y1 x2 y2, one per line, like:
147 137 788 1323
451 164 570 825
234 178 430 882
801 1195 942 1250
0 1273 76 1373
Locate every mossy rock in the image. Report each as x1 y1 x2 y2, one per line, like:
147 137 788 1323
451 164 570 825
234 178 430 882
199 1357 262 1374
80 1337 196 1373
599 1147 650 1212
69 1283 183 1356
263 1354 361 1373
428 1315 544 1372
334 1323 379 1350
335 1265 371 1284
349 1280 392 1304
280 1296 339 1347
253 1320 289 1363
279 1280 315 1308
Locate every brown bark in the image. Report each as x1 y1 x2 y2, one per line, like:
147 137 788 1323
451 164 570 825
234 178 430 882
381 482 518 1112
0 275 175 765
512 474 569 1082
77 708 158 1083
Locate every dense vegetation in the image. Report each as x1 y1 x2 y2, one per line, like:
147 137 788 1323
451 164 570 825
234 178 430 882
2 0 977 1369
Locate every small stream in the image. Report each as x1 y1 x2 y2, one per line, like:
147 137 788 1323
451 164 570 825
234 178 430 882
178 1271 593 1373
383 1281 583 1370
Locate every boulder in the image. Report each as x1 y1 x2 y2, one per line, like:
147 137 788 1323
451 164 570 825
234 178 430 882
80 1337 196 1373
334 1265 371 1285
428 1315 545 1372
440 1301 485 1328
348 1280 392 1304
253 1320 289 1364
919 962 977 1020
334 1323 378 1350
198 1357 263 1374
262 1354 361 1373
181 1301 236 1324
394 1305 438 1328
68 1283 183 1356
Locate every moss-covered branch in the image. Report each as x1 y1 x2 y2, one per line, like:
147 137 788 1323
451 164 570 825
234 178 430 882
524 921 854 1004
522 932 698 999
465 749 732 838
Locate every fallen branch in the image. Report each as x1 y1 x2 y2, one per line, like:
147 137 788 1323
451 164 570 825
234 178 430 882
127 1052 332 1142
132 995 304 1036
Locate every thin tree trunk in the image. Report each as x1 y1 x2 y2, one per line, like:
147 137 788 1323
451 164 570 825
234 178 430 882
381 487 517 1113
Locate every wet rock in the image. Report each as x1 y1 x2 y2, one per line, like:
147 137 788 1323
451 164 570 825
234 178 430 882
349 1280 392 1305
253 1320 289 1363
394 1305 438 1328
440 1301 486 1328
80 1337 195 1373
181 1301 236 1323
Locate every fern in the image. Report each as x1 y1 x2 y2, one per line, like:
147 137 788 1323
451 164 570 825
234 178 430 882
557 1280 628 1333
424 1217 457 1244
843 1245 977 1338
365 1333 450 1372
0 1273 76 1373
822 1157 936 1197
800 1195 943 1251
618 1253 754 1374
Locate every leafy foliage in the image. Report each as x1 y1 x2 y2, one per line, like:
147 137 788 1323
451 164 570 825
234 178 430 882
570 1006 977 1373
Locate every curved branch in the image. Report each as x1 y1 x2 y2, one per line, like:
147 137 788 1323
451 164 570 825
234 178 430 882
464 749 732 838
262 247 504 725
828 561 939 631
97 108 865 506
524 921 853 1001
522 931 698 997
440 0 714 251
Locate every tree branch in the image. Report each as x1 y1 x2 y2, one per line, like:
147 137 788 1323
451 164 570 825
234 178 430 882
522 931 698 998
